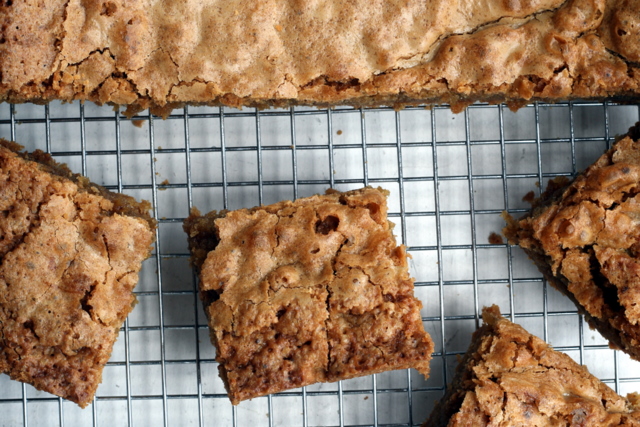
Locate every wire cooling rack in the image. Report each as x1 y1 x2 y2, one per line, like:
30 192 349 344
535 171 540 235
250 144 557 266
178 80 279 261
0 100 639 427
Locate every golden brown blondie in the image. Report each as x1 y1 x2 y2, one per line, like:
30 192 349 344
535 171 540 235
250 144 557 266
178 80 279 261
2 0 640 116
0 140 156 407
424 306 640 427
504 123 640 361
183 186 433 404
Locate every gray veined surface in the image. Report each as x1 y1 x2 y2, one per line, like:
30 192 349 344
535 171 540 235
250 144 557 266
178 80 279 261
0 100 639 426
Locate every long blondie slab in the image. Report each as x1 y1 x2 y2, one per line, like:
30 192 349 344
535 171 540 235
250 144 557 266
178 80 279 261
183 187 433 404
504 123 640 361
1 0 639 116
0 140 155 407
424 306 640 427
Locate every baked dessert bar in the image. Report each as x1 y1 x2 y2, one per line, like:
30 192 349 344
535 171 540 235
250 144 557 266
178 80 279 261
424 305 640 427
0 140 156 407
503 123 640 361
183 186 433 404
2 0 639 117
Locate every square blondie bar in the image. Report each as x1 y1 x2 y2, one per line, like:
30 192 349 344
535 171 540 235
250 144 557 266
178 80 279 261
424 306 640 426
0 140 156 407
184 187 433 404
504 123 640 361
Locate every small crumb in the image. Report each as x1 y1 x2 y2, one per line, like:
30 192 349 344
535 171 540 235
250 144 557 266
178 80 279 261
364 396 369 400
153 157 158 162
132 119 145 128
337 129 343 135
158 179 170 190
274 24 283 32
522 190 536 204
488 232 504 245
157 146 163 151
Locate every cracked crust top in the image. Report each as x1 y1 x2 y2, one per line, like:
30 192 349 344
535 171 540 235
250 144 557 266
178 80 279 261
0 140 155 407
424 305 640 427
503 123 640 361
183 186 434 404
1 0 640 116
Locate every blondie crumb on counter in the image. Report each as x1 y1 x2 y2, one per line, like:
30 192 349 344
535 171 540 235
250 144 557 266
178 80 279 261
184 186 433 404
0 140 156 407
424 305 640 427
503 123 640 361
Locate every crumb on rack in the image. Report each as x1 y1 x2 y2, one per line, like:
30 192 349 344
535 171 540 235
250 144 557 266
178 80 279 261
158 179 170 190
522 190 536 204
488 232 504 245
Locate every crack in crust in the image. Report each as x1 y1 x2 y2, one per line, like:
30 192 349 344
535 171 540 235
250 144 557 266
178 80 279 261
183 186 434 404
424 305 640 427
0 139 155 407
1 0 639 117
503 122 640 362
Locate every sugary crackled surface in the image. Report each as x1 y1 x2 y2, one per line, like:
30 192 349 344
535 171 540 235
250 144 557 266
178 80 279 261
503 123 640 361
1 0 640 116
0 140 155 407
424 305 640 427
184 187 433 404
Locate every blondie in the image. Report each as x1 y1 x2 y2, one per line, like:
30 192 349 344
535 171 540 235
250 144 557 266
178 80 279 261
184 187 433 404
2 0 639 116
504 123 640 361
0 140 155 407
425 306 640 426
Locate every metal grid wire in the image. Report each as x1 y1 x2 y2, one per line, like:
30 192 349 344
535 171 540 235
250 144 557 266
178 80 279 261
0 100 639 426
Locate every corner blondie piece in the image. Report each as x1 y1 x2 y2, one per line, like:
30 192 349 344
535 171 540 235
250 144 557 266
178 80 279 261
184 187 433 404
503 123 640 361
2 0 640 117
424 305 640 427
0 140 156 407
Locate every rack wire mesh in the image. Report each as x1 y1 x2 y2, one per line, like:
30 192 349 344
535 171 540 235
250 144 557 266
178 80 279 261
0 100 639 427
